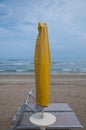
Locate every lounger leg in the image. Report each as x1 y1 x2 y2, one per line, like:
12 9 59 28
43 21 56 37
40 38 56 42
40 127 46 130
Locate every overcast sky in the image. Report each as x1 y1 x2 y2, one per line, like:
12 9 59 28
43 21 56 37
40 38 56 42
0 0 86 60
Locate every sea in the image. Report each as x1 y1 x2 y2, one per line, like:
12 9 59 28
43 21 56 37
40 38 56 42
0 57 86 73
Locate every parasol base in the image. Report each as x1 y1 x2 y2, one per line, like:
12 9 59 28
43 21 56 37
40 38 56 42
29 112 56 127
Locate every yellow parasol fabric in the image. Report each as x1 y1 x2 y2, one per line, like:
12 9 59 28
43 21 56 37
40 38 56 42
34 22 51 107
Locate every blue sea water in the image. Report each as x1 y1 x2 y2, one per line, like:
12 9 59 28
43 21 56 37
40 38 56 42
0 57 86 73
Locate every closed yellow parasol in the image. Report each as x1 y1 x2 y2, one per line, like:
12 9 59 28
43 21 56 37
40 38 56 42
30 23 56 129
34 22 51 107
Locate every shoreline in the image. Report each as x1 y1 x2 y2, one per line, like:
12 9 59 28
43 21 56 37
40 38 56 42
0 71 86 74
0 72 86 78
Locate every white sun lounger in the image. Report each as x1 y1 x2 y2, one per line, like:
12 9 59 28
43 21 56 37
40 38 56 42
11 89 83 130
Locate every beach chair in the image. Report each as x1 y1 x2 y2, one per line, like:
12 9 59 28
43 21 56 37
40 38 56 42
11 89 36 130
11 89 83 130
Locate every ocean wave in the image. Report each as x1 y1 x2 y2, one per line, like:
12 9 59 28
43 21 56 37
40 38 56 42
0 68 86 73
52 61 60 64
52 61 75 65
0 59 86 73
0 69 34 73
70 62 74 65
16 69 25 72
16 69 34 72
80 68 86 73
13 62 33 66
0 70 5 72
8 58 24 61
0 63 31 66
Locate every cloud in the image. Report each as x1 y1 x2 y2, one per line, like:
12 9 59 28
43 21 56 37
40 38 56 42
0 27 13 37
0 0 86 58
81 33 86 39
0 27 8 34
1 0 86 34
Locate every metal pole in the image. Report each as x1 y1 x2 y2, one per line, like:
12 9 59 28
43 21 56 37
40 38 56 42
40 127 46 130
40 106 46 130
41 107 44 118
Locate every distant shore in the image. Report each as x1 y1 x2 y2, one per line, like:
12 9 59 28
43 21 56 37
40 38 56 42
0 73 86 130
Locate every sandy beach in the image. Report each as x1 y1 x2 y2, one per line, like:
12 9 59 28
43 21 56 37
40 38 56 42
0 73 86 130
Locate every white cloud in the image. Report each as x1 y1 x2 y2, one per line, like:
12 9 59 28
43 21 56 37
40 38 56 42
0 0 86 53
0 27 12 36
0 0 86 34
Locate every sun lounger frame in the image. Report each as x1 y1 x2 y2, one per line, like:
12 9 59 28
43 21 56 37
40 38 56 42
11 89 83 130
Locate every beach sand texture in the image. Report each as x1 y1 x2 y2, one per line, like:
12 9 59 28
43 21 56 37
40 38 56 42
0 73 86 130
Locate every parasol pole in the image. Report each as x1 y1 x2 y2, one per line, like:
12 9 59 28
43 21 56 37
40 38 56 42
41 106 44 118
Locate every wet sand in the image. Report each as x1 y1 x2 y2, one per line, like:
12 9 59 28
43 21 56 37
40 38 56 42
0 73 86 130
